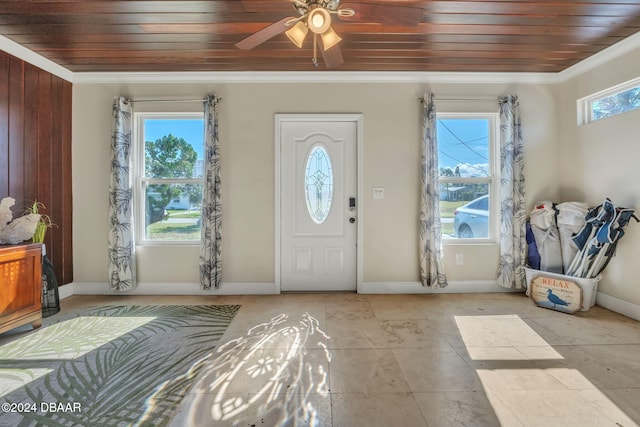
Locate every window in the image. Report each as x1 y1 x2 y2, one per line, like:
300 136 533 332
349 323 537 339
578 76 640 125
437 114 498 241
135 113 204 244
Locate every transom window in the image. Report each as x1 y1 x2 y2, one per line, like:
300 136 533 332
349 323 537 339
437 114 498 242
135 113 204 244
578 76 640 125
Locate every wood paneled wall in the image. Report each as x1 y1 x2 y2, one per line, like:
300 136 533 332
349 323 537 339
0 50 72 286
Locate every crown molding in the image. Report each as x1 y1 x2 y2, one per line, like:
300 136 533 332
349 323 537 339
71 70 558 84
558 31 640 82
0 35 74 83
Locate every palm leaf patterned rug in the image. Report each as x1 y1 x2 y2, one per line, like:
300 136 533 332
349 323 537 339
0 304 240 427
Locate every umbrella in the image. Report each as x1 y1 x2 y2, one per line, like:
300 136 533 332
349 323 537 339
566 198 638 278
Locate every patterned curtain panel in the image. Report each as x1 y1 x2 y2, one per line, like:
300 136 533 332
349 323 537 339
108 96 136 291
497 95 527 289
199 94 223 289
419 93 448 288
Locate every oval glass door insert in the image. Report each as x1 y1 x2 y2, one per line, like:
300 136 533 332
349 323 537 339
304 145 334 224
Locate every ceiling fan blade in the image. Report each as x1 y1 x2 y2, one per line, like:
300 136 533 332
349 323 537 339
235 17 295 50
321 43 344 69
339 3 423 27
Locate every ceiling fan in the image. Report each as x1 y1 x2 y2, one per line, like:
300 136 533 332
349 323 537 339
235 0 423 69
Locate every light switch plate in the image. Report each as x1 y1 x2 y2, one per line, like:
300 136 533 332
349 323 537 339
373 187 385 199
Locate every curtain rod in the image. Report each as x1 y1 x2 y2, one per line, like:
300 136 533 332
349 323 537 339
131 98 207 103
418 96 497 103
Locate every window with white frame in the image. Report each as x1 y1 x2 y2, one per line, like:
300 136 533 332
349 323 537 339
135 113 205 244
437 113 498 241
578 76 640 125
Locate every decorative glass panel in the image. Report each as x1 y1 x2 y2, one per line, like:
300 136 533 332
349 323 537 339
591 86 640 122
304 145 333 224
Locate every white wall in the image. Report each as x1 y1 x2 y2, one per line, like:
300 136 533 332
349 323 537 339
558 46 640 307
72 80 560 289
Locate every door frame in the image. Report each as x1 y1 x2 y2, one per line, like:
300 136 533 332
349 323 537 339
275 113 363 294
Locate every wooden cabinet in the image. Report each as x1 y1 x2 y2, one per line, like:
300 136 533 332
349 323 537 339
0 243 42 334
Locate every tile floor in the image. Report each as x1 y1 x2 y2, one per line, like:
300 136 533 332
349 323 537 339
20 293 640 426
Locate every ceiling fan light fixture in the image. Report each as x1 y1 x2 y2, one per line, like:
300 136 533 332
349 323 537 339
285 21 308 48
308 8 331 34
321 27 342 50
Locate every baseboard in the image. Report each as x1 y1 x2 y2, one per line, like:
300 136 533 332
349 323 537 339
70 282 279 295
359 280 523 294
58 283 74 300
595 291 640 321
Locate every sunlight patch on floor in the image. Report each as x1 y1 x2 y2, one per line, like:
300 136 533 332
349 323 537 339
0 316 156 361
0 368 53 397
454 314 557 354
175 313 331 427
455 314 638 426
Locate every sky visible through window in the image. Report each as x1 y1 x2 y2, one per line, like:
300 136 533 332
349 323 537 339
144 119 205 160
142 118 487 175
437 118 489 177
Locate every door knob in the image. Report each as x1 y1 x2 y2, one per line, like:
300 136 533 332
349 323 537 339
349 217 356 223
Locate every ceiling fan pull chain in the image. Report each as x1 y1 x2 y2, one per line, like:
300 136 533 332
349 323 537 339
312 35 319 68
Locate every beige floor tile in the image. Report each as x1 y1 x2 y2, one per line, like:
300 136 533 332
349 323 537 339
412 294 513 318
456 345 532 361
368 299 427 320
281 292 328 302
366 294 413 303
531 315 640 345
279 300 327 320
577 344 640 387
428 317 469 348
379 319 453 348
331 393 427 427
520 318 572 346
393 347 483 392
324 292 370 303
219 311 330 350
473 362 568 392
329 348 410 394
493 389 624 427
150 295 241 305
453 314 551 347
577 388 640 426
325 319 389 349
326 301 376 321
189 347 330 395
413 390 516 427
172 391 331 427
530 345 640 390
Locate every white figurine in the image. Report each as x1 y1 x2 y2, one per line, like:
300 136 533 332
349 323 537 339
0 197 41 244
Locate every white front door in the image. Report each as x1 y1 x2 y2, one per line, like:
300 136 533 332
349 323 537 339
279 117 358 291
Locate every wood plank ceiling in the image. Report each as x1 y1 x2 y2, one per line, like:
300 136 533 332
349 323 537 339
1 1 640 73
